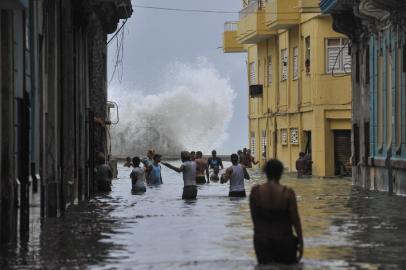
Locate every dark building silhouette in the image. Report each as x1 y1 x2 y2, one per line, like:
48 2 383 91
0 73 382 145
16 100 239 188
0 0 132 242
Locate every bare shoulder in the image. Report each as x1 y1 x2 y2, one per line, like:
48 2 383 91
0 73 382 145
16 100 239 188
250 184 261 196
284 186 296 198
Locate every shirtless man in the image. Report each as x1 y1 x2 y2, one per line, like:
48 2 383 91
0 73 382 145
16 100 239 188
190 151 196 161
162 151 197 200
195 151 209 184
244 149 259 168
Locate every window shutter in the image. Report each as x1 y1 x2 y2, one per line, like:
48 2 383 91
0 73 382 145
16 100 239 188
293 47 299 80
327 47 340 72
281 49 288 81
342 45 352 72
249 62 256 85
250 135 256 155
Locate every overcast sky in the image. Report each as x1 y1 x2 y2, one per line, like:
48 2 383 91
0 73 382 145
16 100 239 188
108 0 248 154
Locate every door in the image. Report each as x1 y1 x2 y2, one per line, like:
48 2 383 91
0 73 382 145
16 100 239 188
334 130 352 176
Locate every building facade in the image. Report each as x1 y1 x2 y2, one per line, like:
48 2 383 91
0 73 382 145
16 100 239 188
0 0 132 242
321 0 406 194
223 0 352 176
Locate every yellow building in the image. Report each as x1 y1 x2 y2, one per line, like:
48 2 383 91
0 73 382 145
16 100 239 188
223 0 352 177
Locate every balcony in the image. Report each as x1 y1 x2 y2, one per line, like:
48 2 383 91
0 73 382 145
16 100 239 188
266 0 300 30
299 0 321 13
222 22 246 53
237 0 276 44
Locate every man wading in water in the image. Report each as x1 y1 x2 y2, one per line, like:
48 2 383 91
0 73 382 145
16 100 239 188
208 150 224 170
162 151 197 199
221 153 250 197
195 151 209 184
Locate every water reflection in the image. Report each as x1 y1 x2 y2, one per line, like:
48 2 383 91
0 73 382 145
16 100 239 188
2 162 406 269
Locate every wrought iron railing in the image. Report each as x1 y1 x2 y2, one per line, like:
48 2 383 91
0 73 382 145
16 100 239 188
239 0 266 20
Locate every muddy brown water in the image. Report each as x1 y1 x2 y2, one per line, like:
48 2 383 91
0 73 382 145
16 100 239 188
2 161 406 269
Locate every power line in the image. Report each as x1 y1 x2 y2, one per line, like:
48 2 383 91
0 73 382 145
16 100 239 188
133 4 236 14
133 4 302 15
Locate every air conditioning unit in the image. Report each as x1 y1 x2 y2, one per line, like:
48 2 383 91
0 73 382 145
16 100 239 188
249 84 263 98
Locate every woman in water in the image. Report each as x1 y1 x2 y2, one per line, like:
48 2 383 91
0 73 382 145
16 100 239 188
249 159 303 264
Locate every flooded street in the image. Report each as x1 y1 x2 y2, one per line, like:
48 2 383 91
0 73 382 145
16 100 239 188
2 162 406 269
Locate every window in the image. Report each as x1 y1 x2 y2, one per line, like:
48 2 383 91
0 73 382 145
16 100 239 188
250 133 256 155
249 62 256 85
290 128 299 145
268 56 272 85
305 36 311 73
396 45 402 153
377 49 384 151
326 38 351 73
281 49 288 81
293 47 299 80
261 130 267 158
365 46 370 84
281 129 288 145
386 48 392 150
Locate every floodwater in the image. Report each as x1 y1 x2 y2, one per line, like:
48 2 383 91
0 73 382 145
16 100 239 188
2 161 406 269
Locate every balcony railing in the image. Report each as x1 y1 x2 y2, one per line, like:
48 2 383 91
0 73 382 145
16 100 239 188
239 0 266 20
224 21 238 32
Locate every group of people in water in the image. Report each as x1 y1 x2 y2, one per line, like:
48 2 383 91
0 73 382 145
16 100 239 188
123 149 304 265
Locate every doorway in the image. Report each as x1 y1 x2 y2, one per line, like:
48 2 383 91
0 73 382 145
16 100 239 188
334 130 352 176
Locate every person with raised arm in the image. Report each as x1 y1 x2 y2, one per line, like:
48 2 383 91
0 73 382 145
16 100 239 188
161 151 197 200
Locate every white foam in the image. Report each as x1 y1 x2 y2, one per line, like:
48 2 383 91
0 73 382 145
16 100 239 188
108 58 236 157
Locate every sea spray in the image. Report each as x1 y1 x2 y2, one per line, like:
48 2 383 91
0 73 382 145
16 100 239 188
109 59 236 157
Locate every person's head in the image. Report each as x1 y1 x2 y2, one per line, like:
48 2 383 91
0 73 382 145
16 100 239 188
132 156 141 167
190 151 196 160
243 148 247 153
213 166 220 174
237 150 242 155
147 149 155 159
263 159 284 182
211 150 217 157
230 153 239 165
126 156 131 162
153 154 162 163
196 151 203 159
181 151 191 162
299 152 305 158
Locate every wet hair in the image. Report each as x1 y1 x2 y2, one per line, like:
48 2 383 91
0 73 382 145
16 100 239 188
230 153 239 163
132 156 141 166
181 151 190 161
299 152 305 157
263 159 284 181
